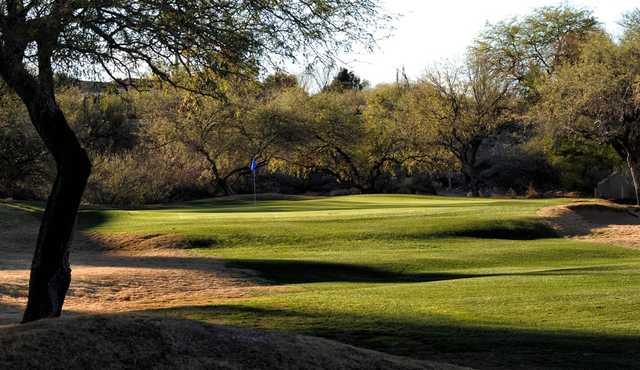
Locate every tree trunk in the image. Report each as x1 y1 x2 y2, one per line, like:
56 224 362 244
21 103 91 323
0 16 91 323
214 177 233 196
626 154 640 207
462 165 480 197
470 179 480 197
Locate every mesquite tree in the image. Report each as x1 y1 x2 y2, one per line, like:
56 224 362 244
474 5 598 101
0 0 383 323
537 30 640 206
411 59 515 196
168 81 302 195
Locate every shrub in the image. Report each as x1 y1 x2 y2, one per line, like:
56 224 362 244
85 148 211 207
0 98 52 200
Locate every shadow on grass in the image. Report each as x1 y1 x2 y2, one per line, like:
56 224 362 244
225 259 625 285
431 219 558 241
153 304 640 370
77 211 116 230
225 259 483 284
0 253 227 272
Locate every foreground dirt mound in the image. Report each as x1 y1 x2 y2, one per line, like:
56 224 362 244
0 316 464 370
539 201 640 248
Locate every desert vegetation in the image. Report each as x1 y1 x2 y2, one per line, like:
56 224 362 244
2 1 640 369
3 6 640 207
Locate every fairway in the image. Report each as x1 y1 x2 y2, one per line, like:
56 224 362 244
78 195 640 369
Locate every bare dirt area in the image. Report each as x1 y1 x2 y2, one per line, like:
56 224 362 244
0 204 268 325
539 200 640 248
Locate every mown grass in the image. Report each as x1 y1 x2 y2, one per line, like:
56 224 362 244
79 195 640 369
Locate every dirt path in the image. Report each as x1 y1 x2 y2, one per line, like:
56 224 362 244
538 201 640 249
0 205 267 325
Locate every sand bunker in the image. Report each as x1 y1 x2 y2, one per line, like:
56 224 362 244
539 201 640 248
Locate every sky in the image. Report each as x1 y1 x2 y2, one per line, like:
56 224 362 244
319 0 639 87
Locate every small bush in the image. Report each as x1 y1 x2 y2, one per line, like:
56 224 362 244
85 148 210 207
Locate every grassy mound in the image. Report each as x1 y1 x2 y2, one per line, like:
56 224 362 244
0 315 462 370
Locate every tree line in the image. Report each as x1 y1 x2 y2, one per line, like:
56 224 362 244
2 5 640 207
0 6 631 206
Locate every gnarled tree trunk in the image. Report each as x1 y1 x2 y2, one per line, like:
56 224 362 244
626 154 640 207
214 177 233 196
0 37 91 322
613 141 640 207
462 165 481 197
21 99 91 323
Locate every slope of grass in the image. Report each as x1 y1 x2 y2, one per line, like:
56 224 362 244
1 315 454 370
79 195 640 368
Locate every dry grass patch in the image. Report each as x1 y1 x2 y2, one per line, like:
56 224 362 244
0 203 270 325
0 250 273 324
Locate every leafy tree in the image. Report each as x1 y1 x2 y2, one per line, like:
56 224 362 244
291 90 366 190
263 72 299 92
474 5 610 196
0 0 383 323
290 83 429 193
165 79 304 195
324 68 367 92
0 88 49 198
474 5 599 101
621 8 640 36
536 30 640 205
361 83 441 190
410 57 515 196
58 89 138 155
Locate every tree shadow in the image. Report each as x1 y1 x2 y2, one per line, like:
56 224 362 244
69 253 229 272
152 304 640 369
428 219 558 240
77 210 116 230
0 301 25 326
224 259 625 285
0 283 26 299
225 259 483 284
0 253 31 271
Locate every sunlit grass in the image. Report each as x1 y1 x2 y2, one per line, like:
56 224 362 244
80 195 640 368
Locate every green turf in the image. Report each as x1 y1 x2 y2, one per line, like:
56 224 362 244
79 195 640 369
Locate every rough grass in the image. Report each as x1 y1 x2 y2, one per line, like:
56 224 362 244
0 315 462 370
76 195 640 369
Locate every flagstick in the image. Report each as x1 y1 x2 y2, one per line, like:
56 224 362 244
253 169 257 207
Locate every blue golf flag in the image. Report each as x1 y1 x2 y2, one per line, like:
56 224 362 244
250 158 257 172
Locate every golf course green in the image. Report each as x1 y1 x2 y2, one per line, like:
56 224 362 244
77 195 640 368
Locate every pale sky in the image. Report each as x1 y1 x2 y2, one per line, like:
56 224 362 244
323 0 639 87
